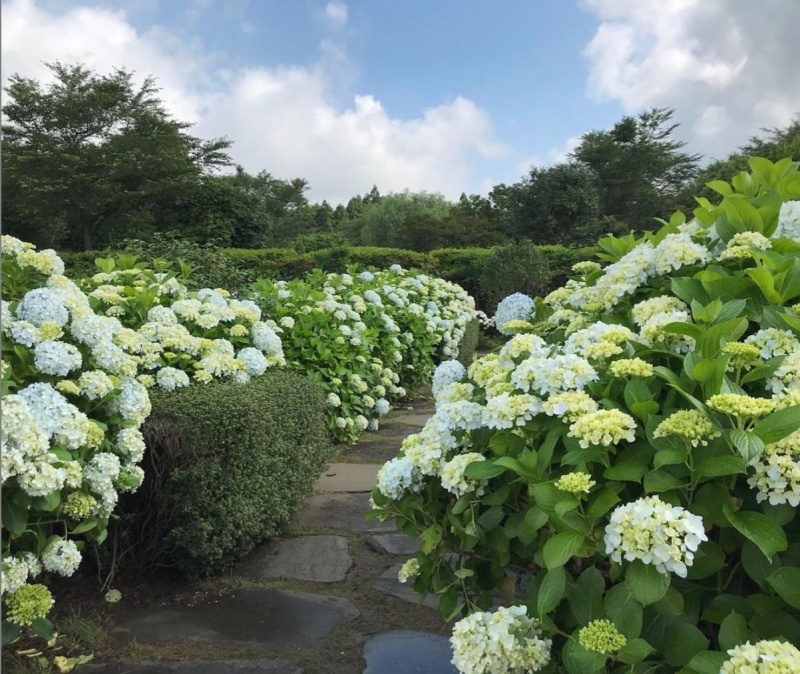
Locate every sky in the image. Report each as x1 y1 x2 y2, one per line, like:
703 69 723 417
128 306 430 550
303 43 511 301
2 0 800 204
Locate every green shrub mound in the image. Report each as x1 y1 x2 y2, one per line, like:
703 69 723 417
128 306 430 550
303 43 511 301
370 157 800 673
113 370 332 578
456 319 481 366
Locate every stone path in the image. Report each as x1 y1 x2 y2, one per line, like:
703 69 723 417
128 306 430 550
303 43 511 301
82 393 457 674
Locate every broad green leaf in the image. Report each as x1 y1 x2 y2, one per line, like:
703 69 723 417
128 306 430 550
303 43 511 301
752 405 800 445
696 455 748 479
767 568 800 610
571 567 605 625
538 566 566 616
603 461 648 482
662 622 709 667
723 505 787 560
616 638 654 665
644 469 684 493
625 561 670 606
420 524 443 554
463 460 506 480
543 531 586 570
718 611 749 652
729 429 765 462
686 651 729 674
586 489 620 520
604 585 642 639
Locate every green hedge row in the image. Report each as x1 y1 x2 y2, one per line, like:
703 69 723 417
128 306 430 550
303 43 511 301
110 370 332 578
61 244 597 311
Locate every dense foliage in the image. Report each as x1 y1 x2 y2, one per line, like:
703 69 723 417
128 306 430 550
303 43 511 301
252 266 480 442
120 371 331 578
370 157 800 673
10 64 797 254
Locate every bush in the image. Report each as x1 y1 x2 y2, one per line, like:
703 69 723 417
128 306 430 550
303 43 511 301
478 242 553 312
293 231 349 253
114 370 332 578
456 319 481 366
370 157 800 672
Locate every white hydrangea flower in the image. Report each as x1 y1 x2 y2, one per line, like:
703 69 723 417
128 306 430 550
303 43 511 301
604 495 707 578
440 453 486 497
78 370 116 401
33 340 82 376
236 347 268 377
16 288 69 326
41 539 82 577
774 200 800 239
451 605 552 674
432 360 466 400
494 293 535 336
721 639 800 673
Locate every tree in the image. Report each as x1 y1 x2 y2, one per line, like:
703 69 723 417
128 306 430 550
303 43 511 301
572 107 700 229
496 162 606 245
356 191 452 250
2 62 231 250
679 114 800 210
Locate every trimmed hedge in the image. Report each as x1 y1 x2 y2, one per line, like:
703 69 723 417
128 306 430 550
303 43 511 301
456 319 481 366
111 370 332 579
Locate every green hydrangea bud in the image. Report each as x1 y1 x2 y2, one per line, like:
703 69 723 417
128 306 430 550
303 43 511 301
5 583 54 625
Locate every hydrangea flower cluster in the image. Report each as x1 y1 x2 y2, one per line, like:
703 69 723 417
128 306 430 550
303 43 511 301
80 264 285 389
1 237 152 629
252 265 478 441
494 293 536 335
450 606 552 674
720 639 800 673
604 495 707 577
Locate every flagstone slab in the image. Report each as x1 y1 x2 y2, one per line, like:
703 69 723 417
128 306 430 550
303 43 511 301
373 564 438 610
362 631 456 674
341 441 399 463
366 534 420 556
109 589 358 647
294 493 395 532
79 660 301 674
373 424 419 439
241 536 352 583
388 414 432 427
316 463 380 493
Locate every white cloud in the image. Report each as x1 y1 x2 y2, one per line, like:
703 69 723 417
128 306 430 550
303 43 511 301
582 0 800 159
324 1 348 28
1 0 506 202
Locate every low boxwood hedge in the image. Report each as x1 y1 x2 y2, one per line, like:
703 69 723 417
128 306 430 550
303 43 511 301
109 370 332 579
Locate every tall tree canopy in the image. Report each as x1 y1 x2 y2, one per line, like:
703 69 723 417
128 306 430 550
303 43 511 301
2 62 231 250
572 107 700 230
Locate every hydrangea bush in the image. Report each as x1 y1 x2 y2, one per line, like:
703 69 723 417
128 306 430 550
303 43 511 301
253 266 478 441
79 256 285 389
1 239 151 644
370 157 800 673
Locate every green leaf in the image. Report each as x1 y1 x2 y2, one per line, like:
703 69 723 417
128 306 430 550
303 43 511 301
723 505 788 560
477 506 505 532
30 617 53 641
653 586 684 617
654 447 688 469
686 651 729 674
662 622 709 667
543 531 586 570
707 180 733 196
753 405 800 445
729 429 765 462
603 461 648 482
2 499 28 536
463 460 506 480
2 621 21 646
767 568 800 610
696 455 748 479
420 524 443 554
718 611 749 652
604 585 642 638
571 567 605 625
488 430 526 457
625 561 670 606
616 638 654 665
586 489 620 520
644 469 684 493
538 567 567 616
561 638 608 674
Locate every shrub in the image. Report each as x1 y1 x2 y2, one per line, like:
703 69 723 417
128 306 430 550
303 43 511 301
252 265 479 442
293 231 349 253
113 370 331 578
478 242 553 311
370 157 800 672
456 319 481 366
1 239 151 644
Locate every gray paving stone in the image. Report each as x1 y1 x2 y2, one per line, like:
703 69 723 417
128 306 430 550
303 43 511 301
373 564 438 610
316 463 380 493
294 493 395 532
79 660 301 674
390 414 432 427
367 534 420 556
340 441 399 463
363 631 456 674
109 589 358 646
241 536 352 583
373 423 419 439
